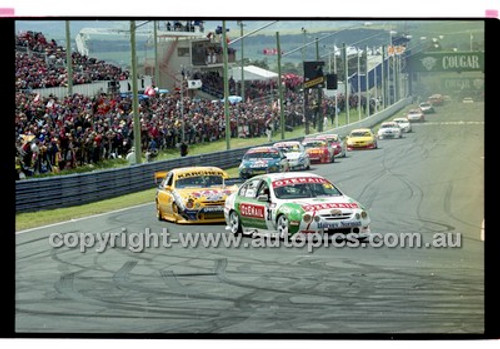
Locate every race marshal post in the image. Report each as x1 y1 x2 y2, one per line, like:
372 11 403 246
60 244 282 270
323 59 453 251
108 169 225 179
303 61 325 134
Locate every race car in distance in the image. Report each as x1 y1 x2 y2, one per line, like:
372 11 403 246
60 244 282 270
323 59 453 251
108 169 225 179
273 141 311 171
301 138 334 163
392 117 412 133
428 94 444 106
155 166 239 223
406 108 425 122
418 102 435 114
377 121 403 139
316 134 347 158
224 172 371 240
345 128 378 150
239 146 289 179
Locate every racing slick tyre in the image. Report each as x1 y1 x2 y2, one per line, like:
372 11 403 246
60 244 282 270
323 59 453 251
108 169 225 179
156 202 164 221
277 214 290 240
229 210 243 236
172 203 180 222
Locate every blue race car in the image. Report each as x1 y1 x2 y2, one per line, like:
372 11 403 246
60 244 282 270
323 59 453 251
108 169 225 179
238 146 290 179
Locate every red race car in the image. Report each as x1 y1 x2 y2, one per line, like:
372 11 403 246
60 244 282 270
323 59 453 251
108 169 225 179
428 94 444 106
316 134 347 158
301 138 334 163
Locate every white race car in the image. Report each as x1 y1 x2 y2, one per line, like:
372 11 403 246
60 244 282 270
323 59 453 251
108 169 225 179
377 122 402 139
392 117 412 133
418 102 435 114
273 141 311 170
406 108 425 122
224 172 371 240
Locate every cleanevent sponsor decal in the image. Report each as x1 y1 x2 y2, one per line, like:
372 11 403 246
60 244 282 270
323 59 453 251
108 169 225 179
302 202 359 211
240 203 265 219
272 177 329 188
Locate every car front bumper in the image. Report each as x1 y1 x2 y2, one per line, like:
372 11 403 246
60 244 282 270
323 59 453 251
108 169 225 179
378 132 399 139
347 142 376 150
287 159 309 169
175 206 226 223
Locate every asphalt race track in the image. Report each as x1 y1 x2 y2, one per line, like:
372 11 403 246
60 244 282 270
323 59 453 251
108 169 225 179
16 102 484 334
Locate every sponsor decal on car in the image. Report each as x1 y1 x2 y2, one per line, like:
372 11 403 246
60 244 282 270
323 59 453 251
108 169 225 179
202 207 224 212
302 202 359 211
240 203 265 219
177 170 223 178
317 221 362 229
272 177 328 188
248 148 278 154
251 160 269 168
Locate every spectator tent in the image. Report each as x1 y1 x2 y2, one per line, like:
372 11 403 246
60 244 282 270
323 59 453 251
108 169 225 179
229 65 278 82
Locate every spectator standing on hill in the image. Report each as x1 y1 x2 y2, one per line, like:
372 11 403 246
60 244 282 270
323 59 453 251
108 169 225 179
266 124 272 142
146 138 158 162
126 147 136 165
179 141 188 157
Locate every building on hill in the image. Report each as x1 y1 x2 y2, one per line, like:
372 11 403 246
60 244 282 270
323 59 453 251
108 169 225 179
76 22 237 97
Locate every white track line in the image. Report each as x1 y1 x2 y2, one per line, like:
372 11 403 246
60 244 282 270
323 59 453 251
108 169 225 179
16 202 154 235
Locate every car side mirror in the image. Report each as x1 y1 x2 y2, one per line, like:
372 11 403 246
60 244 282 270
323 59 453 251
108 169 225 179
257 194 269 202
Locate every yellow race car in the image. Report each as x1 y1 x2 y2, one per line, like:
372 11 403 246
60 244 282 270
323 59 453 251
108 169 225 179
155 166 240 223
346 128 378 150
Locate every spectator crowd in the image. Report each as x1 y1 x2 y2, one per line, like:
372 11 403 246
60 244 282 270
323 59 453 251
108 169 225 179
15 30 355 179
16 30 129 90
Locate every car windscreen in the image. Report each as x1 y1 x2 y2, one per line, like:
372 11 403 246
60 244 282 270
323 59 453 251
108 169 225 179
350 131 371 137
324 135 339 142
175 175 223 188
381 124 396 128
303 141 325 148
273 182 342 199
244 152 280 160
276 145 300 153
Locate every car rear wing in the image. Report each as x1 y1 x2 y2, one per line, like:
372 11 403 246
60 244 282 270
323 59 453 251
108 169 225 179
154 171 168 184
223 177 245 187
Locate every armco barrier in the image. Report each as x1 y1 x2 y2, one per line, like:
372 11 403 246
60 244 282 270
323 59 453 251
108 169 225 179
15 97 411 213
